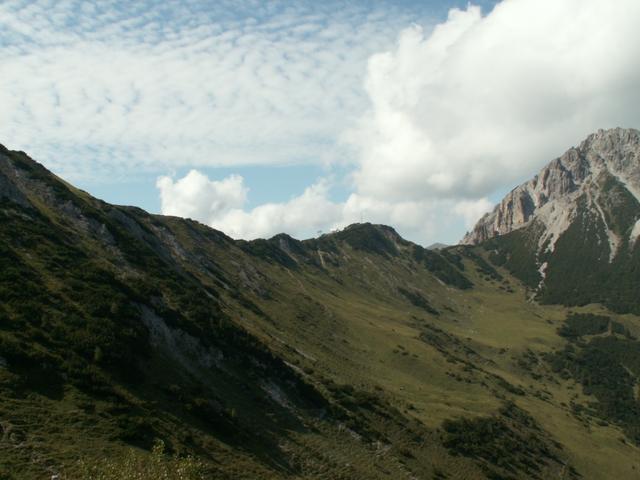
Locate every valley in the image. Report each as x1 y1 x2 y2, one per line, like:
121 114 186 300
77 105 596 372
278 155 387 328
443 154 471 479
1 131 640 479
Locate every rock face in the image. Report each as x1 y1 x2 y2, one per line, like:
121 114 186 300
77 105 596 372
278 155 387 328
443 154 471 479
460 128 640 315
462 128 640 253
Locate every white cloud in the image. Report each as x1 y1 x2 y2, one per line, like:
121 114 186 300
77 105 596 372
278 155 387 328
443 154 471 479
157 170 247 222
156 169 466 242
0 1 419 181
348 0 640 207
6 0 640 244
157 171 343 239
454 198 493 229
168 0 640 244
212 180 342 239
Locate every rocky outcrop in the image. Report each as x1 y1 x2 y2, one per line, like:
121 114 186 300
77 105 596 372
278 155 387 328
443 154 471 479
0 149 32 208
461 128 640 252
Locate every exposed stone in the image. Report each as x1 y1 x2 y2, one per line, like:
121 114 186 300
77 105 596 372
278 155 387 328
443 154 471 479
0 152 32 208
461 128 640 256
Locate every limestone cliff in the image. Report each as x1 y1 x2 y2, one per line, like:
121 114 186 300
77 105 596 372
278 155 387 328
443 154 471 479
462 128 640 257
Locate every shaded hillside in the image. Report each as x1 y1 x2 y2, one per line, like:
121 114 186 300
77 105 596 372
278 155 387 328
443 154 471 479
1 144 640 479
464 128 640 314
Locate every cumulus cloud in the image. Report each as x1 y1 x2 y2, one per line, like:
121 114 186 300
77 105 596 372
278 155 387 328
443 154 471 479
157 172 343 238
157 170 247 222
6 0 640 244
349 0 640 205
454 198 494 229
157 169 469 241
212 181 342 239
157 0 640 243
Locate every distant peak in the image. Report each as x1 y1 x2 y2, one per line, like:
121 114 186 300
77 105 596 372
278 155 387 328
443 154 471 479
582 127 640 145
340 222 401 237
462 127 640 247
269 232 298 242
325 222 409 257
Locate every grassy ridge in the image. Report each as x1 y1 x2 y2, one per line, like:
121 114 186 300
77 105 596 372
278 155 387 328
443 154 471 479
2 146 640 478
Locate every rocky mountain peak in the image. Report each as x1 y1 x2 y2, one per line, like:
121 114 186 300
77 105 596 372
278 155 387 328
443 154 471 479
461 128 640 251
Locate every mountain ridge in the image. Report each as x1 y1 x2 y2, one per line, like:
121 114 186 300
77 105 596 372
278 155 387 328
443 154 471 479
461 128 640 314
2 138 640 479
462 127 640 249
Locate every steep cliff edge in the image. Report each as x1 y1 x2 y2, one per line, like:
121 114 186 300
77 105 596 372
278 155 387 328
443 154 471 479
463 128 640 313
462 128 640 253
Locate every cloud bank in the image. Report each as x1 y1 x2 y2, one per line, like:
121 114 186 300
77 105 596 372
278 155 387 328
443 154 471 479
158 173 342 238
157 171 464 240
157 0 640 243
0 1 417 180
350 0 640 203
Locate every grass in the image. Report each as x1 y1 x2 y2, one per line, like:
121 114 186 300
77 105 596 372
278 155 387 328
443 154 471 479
236 244 640 478
2 148 640 479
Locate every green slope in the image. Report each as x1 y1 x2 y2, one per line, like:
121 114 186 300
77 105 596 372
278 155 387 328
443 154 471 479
1 145 640 479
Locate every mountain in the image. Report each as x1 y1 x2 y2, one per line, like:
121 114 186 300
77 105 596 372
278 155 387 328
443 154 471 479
463 128 640 313
1 140 640 479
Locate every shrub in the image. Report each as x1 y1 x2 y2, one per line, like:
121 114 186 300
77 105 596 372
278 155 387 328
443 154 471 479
77 440 207 480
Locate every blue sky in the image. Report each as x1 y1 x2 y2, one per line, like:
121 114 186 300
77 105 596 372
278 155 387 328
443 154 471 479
1 0 639 244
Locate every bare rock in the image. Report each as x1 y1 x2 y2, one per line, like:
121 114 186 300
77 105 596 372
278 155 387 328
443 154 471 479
461 128 640 250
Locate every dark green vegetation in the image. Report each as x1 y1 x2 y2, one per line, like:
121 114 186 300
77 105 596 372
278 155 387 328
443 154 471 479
484 223 545 290
442 403 573 480
485 174 640 313
397 287 439 315
548 313 640 443
558 313 612 338
1 145 640 479
412 245 474 289
331 223 405 257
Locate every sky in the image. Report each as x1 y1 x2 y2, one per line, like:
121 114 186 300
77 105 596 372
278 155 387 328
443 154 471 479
1 0 640 245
